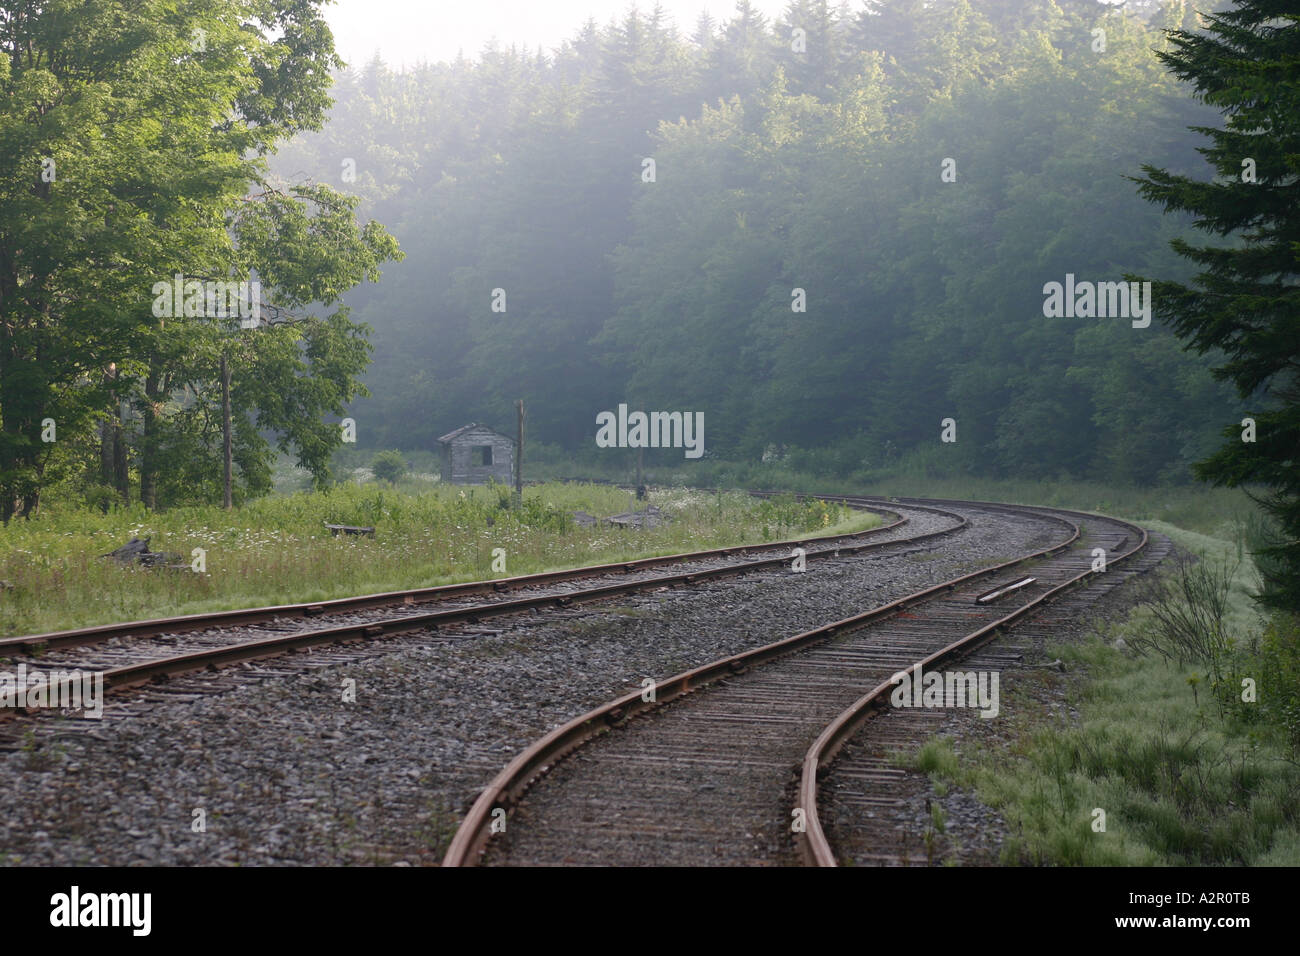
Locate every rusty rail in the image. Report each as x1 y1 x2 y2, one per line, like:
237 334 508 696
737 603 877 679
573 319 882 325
2 498 910 652
442 500 1083 866
795 504 1149 866
3 500 974 716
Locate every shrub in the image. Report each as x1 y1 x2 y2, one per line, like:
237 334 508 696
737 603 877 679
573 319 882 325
370 450 407 485
1129 552 1236 674
1259 613 1300 753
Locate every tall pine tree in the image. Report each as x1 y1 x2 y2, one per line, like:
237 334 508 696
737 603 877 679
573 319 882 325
1134 0 1300 610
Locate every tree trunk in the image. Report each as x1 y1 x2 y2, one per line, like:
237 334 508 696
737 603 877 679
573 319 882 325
98 417 115 513
514 398 524 507
100 367 128 506
0 317 18 525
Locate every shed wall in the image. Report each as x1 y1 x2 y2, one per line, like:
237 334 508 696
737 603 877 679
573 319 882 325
440 428 515 485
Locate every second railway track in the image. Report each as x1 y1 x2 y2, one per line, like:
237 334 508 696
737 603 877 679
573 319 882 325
0 494 1166 866
0 497 962 714
447 499 1166 866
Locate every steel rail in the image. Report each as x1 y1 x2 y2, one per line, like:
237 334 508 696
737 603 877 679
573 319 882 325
4 501 971 714
796 509 1150 866
441 500 1082 866
2 500 909 652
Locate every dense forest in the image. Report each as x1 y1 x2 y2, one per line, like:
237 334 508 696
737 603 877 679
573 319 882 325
271 0 1244 484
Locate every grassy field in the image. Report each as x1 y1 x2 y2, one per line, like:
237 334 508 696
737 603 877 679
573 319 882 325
849 478 1253 540
533 451 1256 541
575 467 1251 542
0 481 871 636
909 513 1300 865
323 442 1257 538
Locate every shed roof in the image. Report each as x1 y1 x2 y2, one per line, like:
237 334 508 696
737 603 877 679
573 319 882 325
437 422 512 444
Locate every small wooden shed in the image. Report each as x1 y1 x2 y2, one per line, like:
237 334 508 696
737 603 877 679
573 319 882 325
437 423 516 486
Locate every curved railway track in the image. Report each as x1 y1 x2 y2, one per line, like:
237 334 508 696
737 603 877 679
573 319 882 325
2 498 912 652
1 492 1168 868
444 498 1165 867
795 498 1164 866
0 497 966 713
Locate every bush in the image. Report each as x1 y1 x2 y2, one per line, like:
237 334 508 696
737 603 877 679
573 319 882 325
1129 552 1236 673
1259 613 1300 753
81 484 119 514
370 450 407 485
1128 551 1257 720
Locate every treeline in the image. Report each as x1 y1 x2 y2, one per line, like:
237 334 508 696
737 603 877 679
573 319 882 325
274 0 1243 484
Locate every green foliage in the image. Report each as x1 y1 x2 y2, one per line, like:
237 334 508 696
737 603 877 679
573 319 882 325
914 739 960 778
0 481 877 635
4 0 1268 521
369 450 407 485
0 0 400 518
271 1 1240 491
753 492 849 539
928 636 1300 865
1128 554 1237 672
1258 613 1300 753
1133 0 1300 612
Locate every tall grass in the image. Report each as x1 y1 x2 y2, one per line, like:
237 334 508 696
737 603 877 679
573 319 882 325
961 638 1300 865
542 455 1254 539
0 482 869 636
916 522 1300 866
318 443 1258 539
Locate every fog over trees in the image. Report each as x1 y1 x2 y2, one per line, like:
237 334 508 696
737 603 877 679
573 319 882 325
272 0 1245 485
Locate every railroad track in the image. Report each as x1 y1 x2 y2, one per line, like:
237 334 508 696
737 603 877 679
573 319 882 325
3 495 911 652
815 518 1173 866
0 497 968 713
444 498 1165 866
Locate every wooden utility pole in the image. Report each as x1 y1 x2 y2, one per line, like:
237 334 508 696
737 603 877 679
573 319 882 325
221 351 232 510
514 399 524 507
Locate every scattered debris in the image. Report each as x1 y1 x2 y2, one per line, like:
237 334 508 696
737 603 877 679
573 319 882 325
571 506 672 529
605 506 671 530
101 537 186 569
324 523 376 537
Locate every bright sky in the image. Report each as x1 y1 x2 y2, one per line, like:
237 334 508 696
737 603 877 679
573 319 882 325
324 0 794 69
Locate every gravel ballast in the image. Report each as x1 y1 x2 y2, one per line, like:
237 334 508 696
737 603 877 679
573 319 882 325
0 502 1064 865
